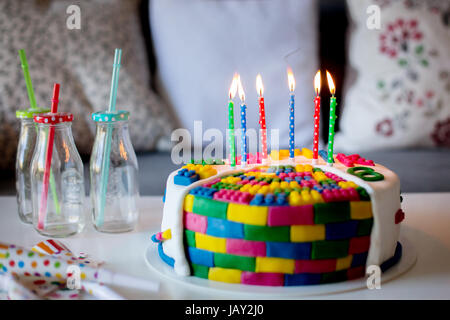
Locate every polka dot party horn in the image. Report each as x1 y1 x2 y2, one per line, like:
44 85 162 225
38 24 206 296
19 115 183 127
0 242 159 292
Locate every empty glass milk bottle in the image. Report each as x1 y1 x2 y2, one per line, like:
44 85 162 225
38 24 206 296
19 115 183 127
15 107 49 223
90 110 139 233
31 112 85 237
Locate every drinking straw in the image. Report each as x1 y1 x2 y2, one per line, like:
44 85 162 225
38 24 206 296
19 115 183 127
37 83 60 230
18 49 37 110
96 48 122 227
19 49 60 215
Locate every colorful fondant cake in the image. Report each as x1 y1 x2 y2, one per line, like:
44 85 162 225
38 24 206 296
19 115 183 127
152 151 404 286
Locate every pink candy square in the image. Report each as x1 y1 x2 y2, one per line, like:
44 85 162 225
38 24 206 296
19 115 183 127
267 205 314 226
295 259 336 273
226 239 266 257
183 211 207 233
241 272 284 286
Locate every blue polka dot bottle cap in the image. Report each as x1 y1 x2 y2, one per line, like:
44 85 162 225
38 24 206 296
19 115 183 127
92 110 129 122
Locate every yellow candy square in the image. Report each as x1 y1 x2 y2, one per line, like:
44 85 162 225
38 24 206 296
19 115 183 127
279 149 290 159
302 148 313 159
311 190 324 204
288 191 303 206
183 194 194 212
350 201 373 219
227 203 268 226
198 167 217 179
270 150 280 161
195 233 226 253
255 257 295 274
336 255 353 271
290 225 325 242
208 267 242 284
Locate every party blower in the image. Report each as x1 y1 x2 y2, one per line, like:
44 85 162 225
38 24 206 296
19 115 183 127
0 242 159 293
96 48 122 227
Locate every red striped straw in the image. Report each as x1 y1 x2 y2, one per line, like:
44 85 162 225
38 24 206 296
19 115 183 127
37 83 60 230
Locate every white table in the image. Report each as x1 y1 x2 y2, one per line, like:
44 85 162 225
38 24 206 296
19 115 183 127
1 193 450 300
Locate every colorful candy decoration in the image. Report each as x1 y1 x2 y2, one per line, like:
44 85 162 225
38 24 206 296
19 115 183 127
395 209 405 224
336 153 375 167
347 167 384 182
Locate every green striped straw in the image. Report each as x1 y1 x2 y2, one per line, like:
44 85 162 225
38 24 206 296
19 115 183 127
19 49 60 215
97 48 122 227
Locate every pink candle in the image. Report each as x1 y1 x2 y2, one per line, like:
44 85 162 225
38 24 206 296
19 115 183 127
312 71 321 164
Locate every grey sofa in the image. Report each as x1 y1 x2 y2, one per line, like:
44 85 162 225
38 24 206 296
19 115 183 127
2 149 449 197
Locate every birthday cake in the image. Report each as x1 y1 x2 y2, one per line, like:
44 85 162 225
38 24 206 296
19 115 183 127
151 150 404 287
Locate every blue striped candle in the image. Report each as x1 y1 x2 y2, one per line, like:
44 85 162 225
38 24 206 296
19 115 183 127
238 75 247 167
289 92 295 159
287 69 296 160
240 102 247 166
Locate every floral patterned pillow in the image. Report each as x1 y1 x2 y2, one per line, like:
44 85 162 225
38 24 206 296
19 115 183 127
335 0 450 152
0 0 175 169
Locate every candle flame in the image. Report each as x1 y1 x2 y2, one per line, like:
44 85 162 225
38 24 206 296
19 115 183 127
237 74 245 101
229 74 238 99
287 68 295 92
326 70 335 95
314 70 321 95
256 74 264 96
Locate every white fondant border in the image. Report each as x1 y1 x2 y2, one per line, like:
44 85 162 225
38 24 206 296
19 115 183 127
145 231 416 297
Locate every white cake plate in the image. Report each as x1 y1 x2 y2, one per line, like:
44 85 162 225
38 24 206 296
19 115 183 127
144 230 417 298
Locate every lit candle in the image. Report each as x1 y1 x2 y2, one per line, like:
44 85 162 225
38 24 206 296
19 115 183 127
237 75 247 167
313 70 321 164
228 74 238 167
256 74 267 162
326 71 337 166
287 69 296 161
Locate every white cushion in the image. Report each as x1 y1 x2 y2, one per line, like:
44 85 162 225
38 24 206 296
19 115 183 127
335 0 450 152
150 0 318 150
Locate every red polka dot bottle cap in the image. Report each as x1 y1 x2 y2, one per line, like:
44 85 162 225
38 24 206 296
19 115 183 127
92 110 129 122
33 112 74 124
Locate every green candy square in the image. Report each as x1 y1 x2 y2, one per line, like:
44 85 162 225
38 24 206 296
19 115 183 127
191 263 210 279
185 230 196 247
356 187 371 201
214 253 256 272
357 218 374 236
192 197 228 219
244 225 290 242
312 240 349 259
321 270 348 284
314 202 350 224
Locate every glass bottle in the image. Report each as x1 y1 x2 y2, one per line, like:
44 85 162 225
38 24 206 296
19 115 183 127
90 110 139 233
31 112 85 237
15 108 49 223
